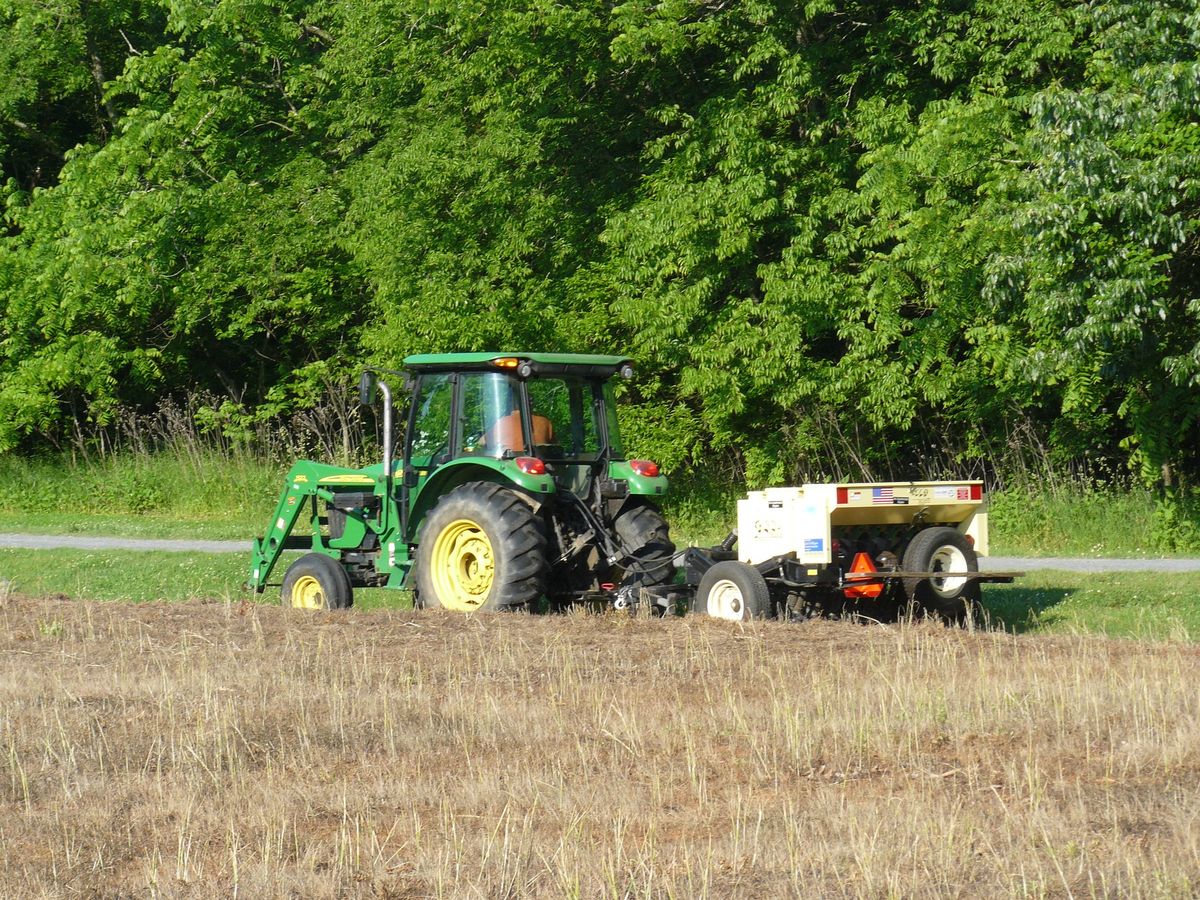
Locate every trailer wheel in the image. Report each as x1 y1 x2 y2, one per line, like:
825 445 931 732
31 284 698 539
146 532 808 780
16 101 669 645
414 482 547 612
695 561 772 622
282 553 353 610
902 527 981 623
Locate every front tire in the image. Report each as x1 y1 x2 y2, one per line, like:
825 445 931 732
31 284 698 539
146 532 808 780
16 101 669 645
902 527 981 623
282 553 353 610
415 482 547 612
695 561 772 622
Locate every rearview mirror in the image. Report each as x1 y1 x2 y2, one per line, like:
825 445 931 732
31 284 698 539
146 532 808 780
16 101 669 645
358 370 377 406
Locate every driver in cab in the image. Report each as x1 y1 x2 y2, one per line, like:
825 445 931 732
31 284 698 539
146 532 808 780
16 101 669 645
485 405 554 454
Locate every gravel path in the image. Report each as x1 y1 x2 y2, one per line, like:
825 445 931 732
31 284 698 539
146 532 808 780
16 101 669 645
0 534 247 554
2 533 1199 572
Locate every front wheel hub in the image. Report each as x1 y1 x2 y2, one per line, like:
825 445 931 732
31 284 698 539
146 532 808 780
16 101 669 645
290 574 325 609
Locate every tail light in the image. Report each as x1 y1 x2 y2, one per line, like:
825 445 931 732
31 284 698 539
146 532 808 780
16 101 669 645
515 456 546 475
629 459 660 477
843 551 884 600
970 483 982 501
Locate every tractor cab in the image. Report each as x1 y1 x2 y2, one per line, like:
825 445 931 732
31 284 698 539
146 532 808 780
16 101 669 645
401 353 634 504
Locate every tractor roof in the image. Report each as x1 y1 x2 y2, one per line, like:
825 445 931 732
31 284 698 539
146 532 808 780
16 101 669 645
403 352 632 372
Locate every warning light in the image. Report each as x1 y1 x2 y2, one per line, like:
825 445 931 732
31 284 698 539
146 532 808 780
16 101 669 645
629 459 660 477
515 456 546 475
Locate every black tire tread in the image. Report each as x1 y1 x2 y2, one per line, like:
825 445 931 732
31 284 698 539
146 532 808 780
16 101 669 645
613 502 676 588
415 481 548 611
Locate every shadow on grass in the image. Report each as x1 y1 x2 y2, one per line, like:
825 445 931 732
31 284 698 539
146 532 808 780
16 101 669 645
981 584 1077 634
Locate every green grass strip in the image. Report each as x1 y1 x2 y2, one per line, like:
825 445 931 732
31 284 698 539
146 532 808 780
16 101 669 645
2 548 1195 640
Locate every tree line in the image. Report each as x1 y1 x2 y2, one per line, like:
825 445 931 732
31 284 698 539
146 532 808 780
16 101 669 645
1 0 1197 492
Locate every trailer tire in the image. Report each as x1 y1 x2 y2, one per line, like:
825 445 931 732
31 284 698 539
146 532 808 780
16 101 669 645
613 501 676 590
696 561 772 622
902 527 981 623
282 553 353 610
414 481 547 612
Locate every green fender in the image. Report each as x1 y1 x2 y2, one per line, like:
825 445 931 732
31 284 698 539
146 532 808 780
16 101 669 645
406 457 556 542
607 460 669 498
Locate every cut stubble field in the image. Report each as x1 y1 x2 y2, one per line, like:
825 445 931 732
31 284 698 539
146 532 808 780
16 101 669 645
1 593 1197 897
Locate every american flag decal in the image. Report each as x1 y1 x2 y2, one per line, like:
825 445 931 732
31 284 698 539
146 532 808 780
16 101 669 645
872 487 894 504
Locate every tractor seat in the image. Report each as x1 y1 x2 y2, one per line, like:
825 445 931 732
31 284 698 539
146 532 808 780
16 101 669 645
484 411 554 452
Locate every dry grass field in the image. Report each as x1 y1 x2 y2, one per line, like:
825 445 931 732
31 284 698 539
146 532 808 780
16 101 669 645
1 592 1198 898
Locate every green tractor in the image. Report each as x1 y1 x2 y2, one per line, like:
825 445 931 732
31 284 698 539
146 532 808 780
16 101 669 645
246 353 676 612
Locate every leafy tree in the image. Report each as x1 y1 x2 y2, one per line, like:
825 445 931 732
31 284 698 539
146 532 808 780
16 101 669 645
602 0 1084 481
316 0 641 364
0 0 166 191
0 0 1195 501
0 0 360 450
983 0 1200 490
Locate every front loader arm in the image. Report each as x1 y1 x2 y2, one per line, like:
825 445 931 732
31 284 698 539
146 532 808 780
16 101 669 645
245 462 340 592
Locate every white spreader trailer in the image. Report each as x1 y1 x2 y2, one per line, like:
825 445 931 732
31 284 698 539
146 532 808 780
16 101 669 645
680 480 1014 623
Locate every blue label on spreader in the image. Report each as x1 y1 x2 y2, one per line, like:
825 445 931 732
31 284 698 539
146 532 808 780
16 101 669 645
803 538 824 553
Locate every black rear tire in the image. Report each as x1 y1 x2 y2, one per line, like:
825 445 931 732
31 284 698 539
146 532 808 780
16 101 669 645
902 527 981 623
414 482 547 612
281 553 353 610
695 561 772 622
613 501 676 590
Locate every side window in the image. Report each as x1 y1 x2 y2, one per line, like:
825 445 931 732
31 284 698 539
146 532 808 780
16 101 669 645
602 380 624 457
577 382 601 456
526 377 601 459
407 374 453 467
526 378 570 450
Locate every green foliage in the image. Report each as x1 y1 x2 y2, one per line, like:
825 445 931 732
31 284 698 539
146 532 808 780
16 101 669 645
982 1 1200 488
0 0 361 451
987 485 1171 557
1150 493 1200 555
0 0 1198 497
0 450 282 528
0 0 167 190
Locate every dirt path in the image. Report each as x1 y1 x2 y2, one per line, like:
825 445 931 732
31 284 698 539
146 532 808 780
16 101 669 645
2 533 1198 571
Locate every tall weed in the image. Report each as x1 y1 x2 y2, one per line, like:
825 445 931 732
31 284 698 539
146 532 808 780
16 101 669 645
0 453 281 525
986 484 1189 557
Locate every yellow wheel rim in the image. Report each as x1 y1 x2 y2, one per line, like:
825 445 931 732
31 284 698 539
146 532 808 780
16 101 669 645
430 518 495 611
291 574 325 610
